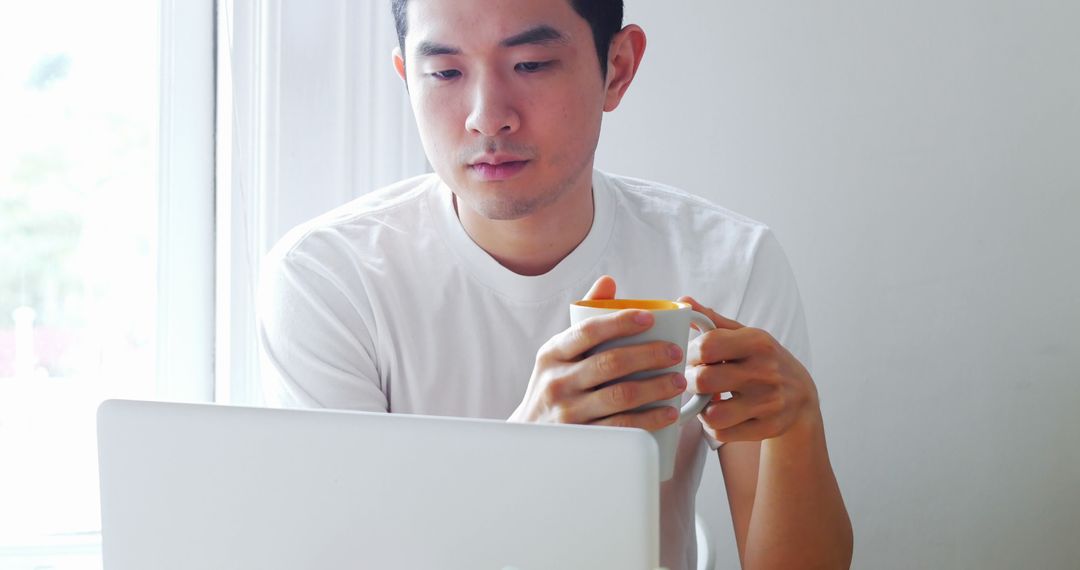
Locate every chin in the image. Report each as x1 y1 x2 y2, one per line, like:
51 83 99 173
471 195 542 221
448 167 573 221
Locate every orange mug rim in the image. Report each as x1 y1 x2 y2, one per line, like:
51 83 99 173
572 299 689 311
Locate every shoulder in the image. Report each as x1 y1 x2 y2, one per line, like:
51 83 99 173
266 173 438 270
600 169 772 249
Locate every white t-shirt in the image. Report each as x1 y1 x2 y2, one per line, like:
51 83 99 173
257 168 811 570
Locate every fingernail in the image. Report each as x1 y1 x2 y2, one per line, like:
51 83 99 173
667 344 683 361
666 407 679 421
672 373 687 389
634 311 653 325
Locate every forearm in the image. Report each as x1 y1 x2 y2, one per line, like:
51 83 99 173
743 410 853 569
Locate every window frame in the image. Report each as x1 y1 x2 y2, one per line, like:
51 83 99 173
157 0 217 403
215 0 266 405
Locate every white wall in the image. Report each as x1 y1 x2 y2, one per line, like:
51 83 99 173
595 2 1080 568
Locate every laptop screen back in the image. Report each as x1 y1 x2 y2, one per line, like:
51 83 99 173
97 400 660 569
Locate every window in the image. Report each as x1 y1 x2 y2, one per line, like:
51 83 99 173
0 0 213 567
2 0 421 565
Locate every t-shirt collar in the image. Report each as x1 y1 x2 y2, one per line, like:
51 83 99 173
428 168 616 304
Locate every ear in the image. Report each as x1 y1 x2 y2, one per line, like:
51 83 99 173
392 46 407 83
602 24 647 112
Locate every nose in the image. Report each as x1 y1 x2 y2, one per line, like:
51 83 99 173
464 72 520 137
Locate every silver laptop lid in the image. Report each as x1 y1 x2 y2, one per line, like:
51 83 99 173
97 399 660 569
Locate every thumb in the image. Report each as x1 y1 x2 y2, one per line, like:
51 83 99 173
678 295 743 330
583 275 617 301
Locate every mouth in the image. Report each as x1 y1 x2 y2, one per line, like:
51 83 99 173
467 159 530 181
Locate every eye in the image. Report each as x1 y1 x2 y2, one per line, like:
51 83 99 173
430 69 461 81
515 61 552 73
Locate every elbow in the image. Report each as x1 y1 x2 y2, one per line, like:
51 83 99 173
839 515 854 569
819 512 854 570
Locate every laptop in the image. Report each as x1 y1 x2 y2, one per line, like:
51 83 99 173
96 399 660 569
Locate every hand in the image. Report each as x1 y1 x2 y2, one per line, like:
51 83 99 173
679 296 820 442
509 276 689 431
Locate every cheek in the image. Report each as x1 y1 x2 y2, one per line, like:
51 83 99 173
539 84 596 123
413 95 462 158
538 94 601 160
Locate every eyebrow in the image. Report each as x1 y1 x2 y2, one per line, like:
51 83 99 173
501 25 568 48
416 41 459 58
415 25 568 58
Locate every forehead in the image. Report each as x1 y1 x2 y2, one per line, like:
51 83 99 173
404 0 588 55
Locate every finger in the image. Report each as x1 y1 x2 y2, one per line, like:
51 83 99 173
548 309 655 361
685 360 748 397
575 373 687 422
699 396 763 434
590 404 679 432
583 275 617 301
574 340 684 390
686 327 761 366
678 296 743 330
701 413 788 443
701 417 766 443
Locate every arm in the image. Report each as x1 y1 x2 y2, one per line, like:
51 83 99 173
257 240 387 411
717 441 759 565
687 230 852 568
719 407 851 569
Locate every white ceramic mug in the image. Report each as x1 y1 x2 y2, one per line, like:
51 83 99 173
570 299 715 481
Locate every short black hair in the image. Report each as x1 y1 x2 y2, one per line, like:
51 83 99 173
391 0 624 78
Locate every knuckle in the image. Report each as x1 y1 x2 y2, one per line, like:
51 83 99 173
535 346 555 367
762 360 782 383
698 334 720 363
621 310 645 329
655 343 676 365
541 372 571 399
763 393 785 416
595 350 622 377
608 381 637 406
537 380 554 400
752 329 776 354
539 335 559 356
573 322 597 348
538 385 560 409
686 365 707 392
652 344 667 364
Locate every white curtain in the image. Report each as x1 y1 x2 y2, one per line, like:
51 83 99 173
218 0 427 404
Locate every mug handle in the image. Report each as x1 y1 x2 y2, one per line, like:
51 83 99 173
677 311 717 424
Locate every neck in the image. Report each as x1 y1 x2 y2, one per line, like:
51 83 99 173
455 169 595 277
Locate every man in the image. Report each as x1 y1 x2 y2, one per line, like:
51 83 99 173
258 0 853 568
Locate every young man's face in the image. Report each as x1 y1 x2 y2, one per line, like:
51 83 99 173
395 0 611 220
